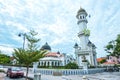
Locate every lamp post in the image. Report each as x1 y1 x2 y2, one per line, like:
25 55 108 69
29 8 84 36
18 33 26 49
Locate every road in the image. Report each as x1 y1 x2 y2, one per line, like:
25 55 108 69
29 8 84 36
5 77 25 80
1 67 33 80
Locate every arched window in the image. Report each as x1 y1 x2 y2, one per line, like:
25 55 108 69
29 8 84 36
80 16 82 19
83 16 84 19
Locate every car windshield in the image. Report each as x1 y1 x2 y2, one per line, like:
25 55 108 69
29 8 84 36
12 68 22 71
0 65 3 68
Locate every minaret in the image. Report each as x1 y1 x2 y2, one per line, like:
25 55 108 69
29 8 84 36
76 7 90 50
74 7 97 67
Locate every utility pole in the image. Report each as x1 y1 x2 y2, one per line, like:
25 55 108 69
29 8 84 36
18 33 26 49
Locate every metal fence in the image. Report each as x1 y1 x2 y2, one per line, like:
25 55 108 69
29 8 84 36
36 68 105 75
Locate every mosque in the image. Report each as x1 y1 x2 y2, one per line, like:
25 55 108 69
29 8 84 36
39 42 75 67
39 7 97 67
12 7 97 67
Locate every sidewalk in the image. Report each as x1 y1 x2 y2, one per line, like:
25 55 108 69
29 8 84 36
27 72 120 80
0 73 5 80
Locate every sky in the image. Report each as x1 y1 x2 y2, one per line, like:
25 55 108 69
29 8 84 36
0 0 120 58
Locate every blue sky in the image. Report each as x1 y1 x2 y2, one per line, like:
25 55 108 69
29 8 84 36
0 0 120 58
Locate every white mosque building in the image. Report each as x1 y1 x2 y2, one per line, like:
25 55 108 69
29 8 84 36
74 7 97 67
39 42 75 67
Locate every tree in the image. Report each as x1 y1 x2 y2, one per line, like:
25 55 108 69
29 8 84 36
99 59 106 64
0 51 10 64
105 34 120 58
14 48 46 78
114 34 120 57
13 30 46 79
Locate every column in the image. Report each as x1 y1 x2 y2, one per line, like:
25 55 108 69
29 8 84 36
43 61 45 66
46 61 48 66
49 61 52 66
53 61 55 66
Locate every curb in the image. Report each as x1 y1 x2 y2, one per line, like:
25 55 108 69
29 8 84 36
23 76 33 80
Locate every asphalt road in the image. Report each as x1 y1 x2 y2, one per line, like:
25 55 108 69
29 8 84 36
5 77 25 80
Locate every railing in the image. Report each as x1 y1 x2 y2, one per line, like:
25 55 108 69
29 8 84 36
36 68 105 75
4 66 105 75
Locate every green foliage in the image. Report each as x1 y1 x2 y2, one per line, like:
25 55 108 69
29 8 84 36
65 62 79 69
0 69 5 72
83 29 90 36
105 34 120 58
13 30 46 78
0 52 10 64
99 59 106 64
89 65 95 68
13 48 46 65
25 30 40 51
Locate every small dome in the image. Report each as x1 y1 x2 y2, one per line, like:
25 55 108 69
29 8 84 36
74 43 78 48
76 7 88 19
77 7 86 13
41 42 51 51
88 41 92 46
87 41 96 48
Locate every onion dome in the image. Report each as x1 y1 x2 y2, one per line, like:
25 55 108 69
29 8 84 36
76 7 88 19
41 42 51 51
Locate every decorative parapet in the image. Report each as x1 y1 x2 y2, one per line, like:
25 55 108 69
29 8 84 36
77 19 88 24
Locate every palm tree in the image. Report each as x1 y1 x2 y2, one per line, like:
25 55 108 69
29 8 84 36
13 48 46 80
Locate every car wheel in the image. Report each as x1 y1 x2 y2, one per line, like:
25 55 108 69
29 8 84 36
9 75 13 78
6 74 8 77
8 74 12 78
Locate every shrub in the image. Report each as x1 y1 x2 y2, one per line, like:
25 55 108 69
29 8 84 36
65 62 79 69
99 59 106 64
0 69 5 73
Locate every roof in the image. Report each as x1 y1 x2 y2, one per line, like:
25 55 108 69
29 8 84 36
40 57 61 61
103 62 116 64
77 7 86 13
45 52 62 57
97 57 106 62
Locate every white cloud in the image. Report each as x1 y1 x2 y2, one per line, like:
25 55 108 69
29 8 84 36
0 0 120 58
0 44 14 56
6 21 29 32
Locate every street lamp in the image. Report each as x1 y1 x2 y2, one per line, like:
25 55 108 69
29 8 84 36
18 33 26 49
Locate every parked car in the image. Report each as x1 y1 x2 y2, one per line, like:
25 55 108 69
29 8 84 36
0 65 3 70
6 67 24 78
0 65 4 72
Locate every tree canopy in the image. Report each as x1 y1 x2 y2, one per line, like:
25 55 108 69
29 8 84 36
105 34 120 58
13 30 46 79
0 51 10 64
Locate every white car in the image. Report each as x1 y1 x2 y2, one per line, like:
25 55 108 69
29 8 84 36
0 65 4 70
